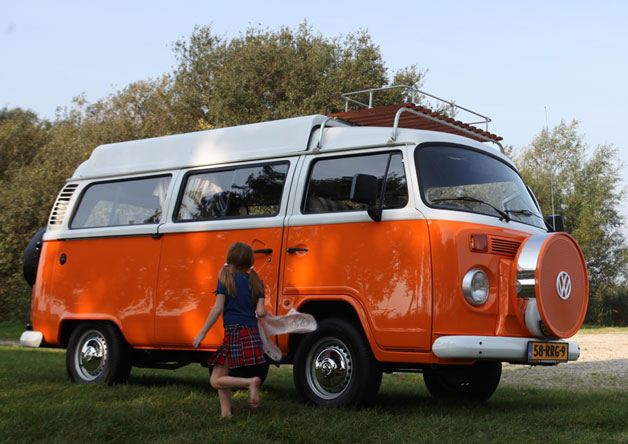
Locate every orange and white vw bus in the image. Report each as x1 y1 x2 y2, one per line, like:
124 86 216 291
21 87 588 406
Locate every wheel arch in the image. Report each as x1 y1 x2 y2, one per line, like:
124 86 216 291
59 317 128 349
288 297 375 361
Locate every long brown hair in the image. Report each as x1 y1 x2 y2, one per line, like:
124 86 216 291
218 242 265 305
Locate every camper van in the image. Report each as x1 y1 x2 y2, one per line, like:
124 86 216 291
21 87 588 406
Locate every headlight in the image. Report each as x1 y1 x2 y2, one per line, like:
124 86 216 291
462 269 490 306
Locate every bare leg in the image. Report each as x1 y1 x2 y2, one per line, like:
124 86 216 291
249 376 261 409
211 364 234 417
211 364 262 410
217 388 232 418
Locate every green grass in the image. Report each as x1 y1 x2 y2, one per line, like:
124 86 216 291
0 320 25 341
1 345 627 444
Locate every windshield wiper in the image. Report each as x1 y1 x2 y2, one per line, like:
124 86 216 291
430 196 511 221
505 208 545 222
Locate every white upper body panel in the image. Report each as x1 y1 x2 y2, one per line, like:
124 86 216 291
71 114 511 181
72 115 335 180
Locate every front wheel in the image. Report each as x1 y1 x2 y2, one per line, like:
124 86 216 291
66 322 131 384
423 361 502 402
293 318 382 407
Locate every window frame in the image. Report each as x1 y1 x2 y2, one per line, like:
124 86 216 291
69 174 172 230
172 160 291 223
301 150 409 215
414 142 546 229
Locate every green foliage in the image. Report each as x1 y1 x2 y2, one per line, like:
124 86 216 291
514 120 628 324
172 23 425 128
0 107 51 180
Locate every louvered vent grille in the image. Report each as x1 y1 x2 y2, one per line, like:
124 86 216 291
48 184 79 228
489 237 521 258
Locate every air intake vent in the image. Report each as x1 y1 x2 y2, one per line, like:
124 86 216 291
48 184 79 228
490 237 521 258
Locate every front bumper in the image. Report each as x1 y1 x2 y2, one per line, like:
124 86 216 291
432 335 580 362
20 330 43 348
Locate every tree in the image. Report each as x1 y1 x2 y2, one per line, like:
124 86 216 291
172 23 426 129
515 120 628 324
0 108 51 179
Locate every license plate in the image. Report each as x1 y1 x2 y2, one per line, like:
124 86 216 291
527 341 569 363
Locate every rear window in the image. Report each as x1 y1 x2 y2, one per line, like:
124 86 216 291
71 176 171 229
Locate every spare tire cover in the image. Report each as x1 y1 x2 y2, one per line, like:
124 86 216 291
513 233 588 339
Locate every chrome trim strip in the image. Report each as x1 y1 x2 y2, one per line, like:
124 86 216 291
516 233 552 299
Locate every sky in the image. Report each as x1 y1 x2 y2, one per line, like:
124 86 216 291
2 0 627 228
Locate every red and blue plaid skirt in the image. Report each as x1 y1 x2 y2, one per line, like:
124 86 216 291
208 324 266 369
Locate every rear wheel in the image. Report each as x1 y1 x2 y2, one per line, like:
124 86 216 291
293 318 382 407
66 322 131 384
423 361 501 402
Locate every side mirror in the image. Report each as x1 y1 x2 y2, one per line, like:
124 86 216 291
545 214 564 232
350 174 381 222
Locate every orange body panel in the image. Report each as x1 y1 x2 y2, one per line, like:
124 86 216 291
154 229 282 348
33 236 161 346
427 220 531 340
280 220 433 353
31 242 62 343
32 218 538 364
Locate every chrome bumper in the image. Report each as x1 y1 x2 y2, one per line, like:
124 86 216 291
432 335 580 362
20 330 43 348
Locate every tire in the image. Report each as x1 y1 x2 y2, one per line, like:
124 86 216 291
66 322 132 384
423 361 502 402
23 227 46 286
293 318 382 407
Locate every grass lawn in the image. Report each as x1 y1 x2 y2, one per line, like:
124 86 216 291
1 341 627 444
0 320 26 341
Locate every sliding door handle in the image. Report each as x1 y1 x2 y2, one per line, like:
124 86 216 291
286 247 308 254
253 249 273 254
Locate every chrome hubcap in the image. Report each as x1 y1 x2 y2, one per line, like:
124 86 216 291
307 338 352 400
76 330 108 381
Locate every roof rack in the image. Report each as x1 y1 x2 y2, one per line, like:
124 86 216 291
327 85 504 153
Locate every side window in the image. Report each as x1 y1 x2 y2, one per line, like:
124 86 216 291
175 162 289 221
304 152 408 213
71 176 172 229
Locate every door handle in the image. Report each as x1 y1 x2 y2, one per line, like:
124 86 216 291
253 248 272 254
286 247 308 254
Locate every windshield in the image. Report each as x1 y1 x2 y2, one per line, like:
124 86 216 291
415 145 546 229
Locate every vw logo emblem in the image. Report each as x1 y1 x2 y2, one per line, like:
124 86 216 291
556 271 572 300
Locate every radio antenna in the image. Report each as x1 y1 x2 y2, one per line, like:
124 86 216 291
545 106 556 230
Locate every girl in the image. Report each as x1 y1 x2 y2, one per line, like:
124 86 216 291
193 242 267 417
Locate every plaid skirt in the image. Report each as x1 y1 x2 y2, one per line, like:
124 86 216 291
208 324 266 369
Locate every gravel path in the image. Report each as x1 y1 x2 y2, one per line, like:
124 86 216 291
501 331 628 391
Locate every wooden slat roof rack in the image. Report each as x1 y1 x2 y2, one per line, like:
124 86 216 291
327 86 504 153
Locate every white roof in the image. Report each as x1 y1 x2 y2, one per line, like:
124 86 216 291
72 113 511 180
72 115 332 179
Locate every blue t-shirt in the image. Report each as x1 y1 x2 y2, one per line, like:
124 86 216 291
216 272 263 327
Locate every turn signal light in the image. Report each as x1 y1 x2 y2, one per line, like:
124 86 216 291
470 234 488 253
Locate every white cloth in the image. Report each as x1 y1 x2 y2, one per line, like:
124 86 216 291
257 309 317 362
